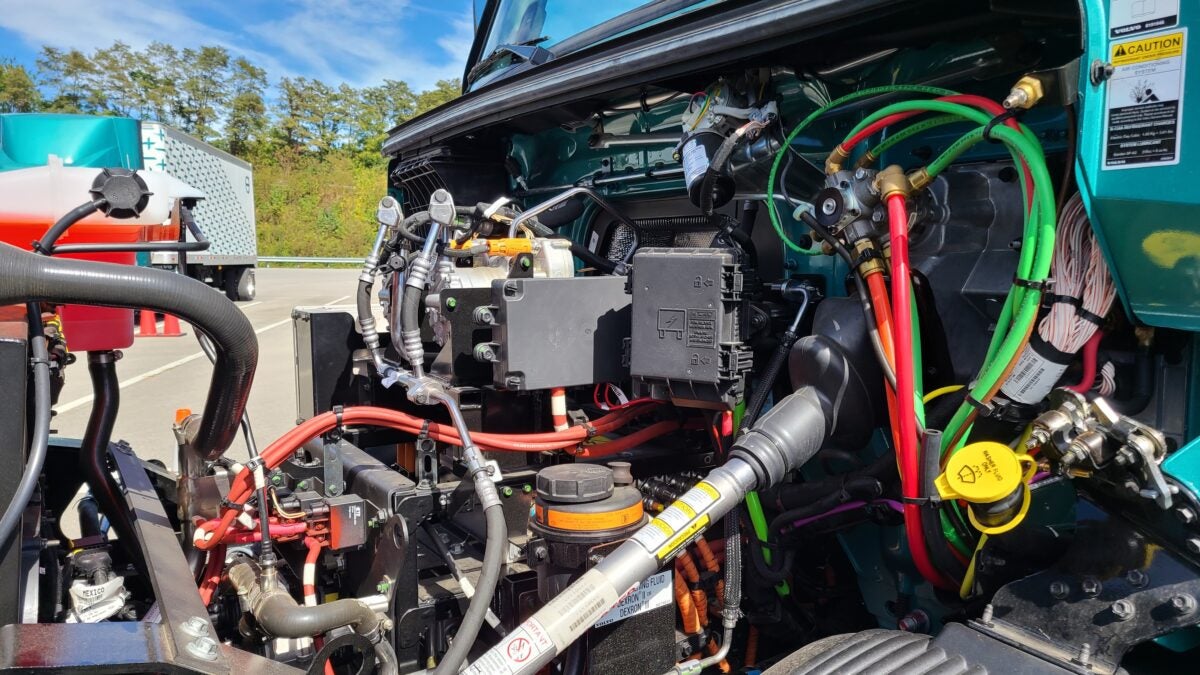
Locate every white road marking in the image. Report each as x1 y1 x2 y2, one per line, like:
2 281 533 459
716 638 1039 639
55 294 347 414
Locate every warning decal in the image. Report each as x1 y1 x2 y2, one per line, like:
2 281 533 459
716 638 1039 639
1104 28 1187 169
1110 0 1179 38
1111 32 1184 66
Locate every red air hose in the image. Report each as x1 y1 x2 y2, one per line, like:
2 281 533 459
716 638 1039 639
887 193 955 591
194 403 661 549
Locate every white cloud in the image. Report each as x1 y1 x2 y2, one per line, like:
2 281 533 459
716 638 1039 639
0 0 474 91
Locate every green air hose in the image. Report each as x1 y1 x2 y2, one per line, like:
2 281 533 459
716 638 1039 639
766 85 959 254
861 114 966 166
842 100 1055 457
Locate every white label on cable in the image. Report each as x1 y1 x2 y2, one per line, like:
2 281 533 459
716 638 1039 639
593 570 673 628
1000 345 1072 404
462 618 555 675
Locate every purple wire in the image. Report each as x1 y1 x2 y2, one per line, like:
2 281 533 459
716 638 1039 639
790 499 904 530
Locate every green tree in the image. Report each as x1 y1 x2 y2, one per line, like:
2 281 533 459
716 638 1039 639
414 78 461 115
350 79 416 156
176 46 230 141
225 57 269 155
140 42 183 124
89 41 145 116
0 60 41 112
273 77 346 154
37 47 98 113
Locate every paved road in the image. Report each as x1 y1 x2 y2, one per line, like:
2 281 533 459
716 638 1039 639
52 268 361 469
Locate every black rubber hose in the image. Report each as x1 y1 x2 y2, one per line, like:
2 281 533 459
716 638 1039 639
918 430 966 579
33 200 103 252
77 496 103 539
767 476 883 538
80 352 143 574
227 560 381 638
1111 345 1154 415
396 208 479 246
0 304 52 548
433 504 507 675
440 243 489 259
742 331 800 434
0 242 257 460
746 520 794 583
762 451 897 511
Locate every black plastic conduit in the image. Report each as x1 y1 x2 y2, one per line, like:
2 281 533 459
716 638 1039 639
0 242 257 460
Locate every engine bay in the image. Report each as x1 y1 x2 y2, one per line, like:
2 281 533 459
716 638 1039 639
3 0 1200 673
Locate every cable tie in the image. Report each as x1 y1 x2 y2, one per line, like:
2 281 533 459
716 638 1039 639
418 418 432 443
1012 276 1053 293
964 394 996 417
902 496 931 506
220 497 246 511
242 456 265 473
982 110 1020 143
582 422 598 439
1076 306 1106 327
1043 293 1082 309
327 405 345 442
853 247 882 269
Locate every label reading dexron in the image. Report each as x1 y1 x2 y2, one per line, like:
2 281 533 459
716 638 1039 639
1104 28 1187 169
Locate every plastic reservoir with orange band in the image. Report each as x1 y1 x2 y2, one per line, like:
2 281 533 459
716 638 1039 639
0 158 197 351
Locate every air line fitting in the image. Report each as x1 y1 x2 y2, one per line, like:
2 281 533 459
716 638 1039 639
874 164 913 200
825 143 851 175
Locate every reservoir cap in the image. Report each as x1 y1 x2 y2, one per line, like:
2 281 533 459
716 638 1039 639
936 441 1023 504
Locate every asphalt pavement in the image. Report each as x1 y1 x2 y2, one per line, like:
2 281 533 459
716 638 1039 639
52 267 361 470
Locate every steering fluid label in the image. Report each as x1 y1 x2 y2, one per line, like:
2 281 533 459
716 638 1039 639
1103 27 1187 169
593 570 673 628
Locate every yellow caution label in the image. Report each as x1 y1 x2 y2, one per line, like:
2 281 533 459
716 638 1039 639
694 481 720 501
654 514 710 561
1112 31 1184 66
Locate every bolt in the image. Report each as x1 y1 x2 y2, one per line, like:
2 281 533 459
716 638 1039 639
1125 569 1148 588
532 545 549 562
520 257 532 270
505 375 522 389
439 493 450 507
1081 577 1102 597
1187 538 1200 555
1089 59 1114 85
180 616 210 637
980 604 994 625
871 209 884 223
1049 581 1070 600
328 483 341 496
522 484 533 494
501 486 513 498
588 553 605 566
897 609 929 633
853 167 868 181
296 480 309 491
1177 507 1197 525
1111 599 1136 621
473 307 495 325
270 473 283 486
446 297 457 310
1172 594 1197 615
185 636 219 661
376 580 391 593
821 198 838 216
1076 643 1092 666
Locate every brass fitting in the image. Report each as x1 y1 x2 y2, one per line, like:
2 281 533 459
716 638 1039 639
906 167 933 192
1003 75 1045 110
852 238 886 277
874 164 912 200
825 144 850 175
854 149 878 169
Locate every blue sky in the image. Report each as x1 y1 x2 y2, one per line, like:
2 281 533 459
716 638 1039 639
0 0 478 92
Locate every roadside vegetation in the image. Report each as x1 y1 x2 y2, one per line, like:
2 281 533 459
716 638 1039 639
0 42 459 257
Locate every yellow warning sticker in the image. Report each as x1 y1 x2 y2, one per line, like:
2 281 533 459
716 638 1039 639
655 514 710 561
1111 31 1184 66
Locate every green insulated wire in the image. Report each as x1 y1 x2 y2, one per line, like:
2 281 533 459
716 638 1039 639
861 115 965 164
766 84 959 255
745 491 791 597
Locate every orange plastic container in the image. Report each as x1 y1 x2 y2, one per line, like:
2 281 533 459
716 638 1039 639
0 158 189 351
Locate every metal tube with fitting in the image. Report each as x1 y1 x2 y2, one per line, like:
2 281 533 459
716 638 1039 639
506 186 640 238
398 192 449 379
465 387 835 675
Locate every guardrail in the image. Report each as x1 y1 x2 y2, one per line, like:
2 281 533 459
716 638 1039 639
258 256 361 266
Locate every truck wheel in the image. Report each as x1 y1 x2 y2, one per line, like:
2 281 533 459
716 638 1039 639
225 267 256 301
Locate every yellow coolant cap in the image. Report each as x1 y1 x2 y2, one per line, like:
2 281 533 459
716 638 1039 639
935 441 1024 504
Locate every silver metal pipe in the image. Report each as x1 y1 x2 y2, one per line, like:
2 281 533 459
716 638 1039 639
589 132 680 148
508 186 639 238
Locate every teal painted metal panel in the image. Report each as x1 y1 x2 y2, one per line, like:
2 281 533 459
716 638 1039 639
1076 1 1200 329
0 114 143 171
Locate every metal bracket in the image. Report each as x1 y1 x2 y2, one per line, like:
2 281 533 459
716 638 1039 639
323 440 345 498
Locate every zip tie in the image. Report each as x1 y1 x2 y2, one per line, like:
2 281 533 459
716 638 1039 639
1012 276 1054 293
964 393 997 417
982 110 1020 143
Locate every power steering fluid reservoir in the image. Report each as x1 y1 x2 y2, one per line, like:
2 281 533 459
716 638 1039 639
529 463 674 675
935 441 1035 535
